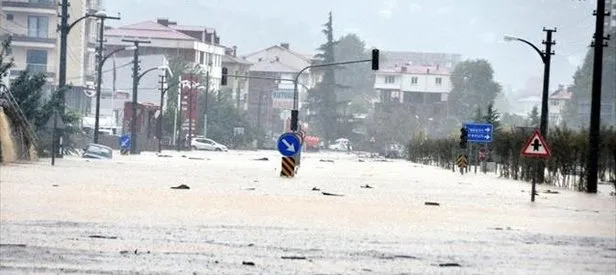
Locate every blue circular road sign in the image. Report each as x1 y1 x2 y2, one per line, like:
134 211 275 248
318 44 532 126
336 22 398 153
277 132 301 157
119 135 131 149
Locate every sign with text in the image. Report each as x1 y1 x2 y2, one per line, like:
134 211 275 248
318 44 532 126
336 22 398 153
463 123 494 143
272 89 294 110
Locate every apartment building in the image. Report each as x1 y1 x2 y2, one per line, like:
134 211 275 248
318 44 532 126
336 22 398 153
221 46 252 111
548 85 573 127
104 18 226 91
0 0 100 114
374 64 452 116
606 0 616 29
242 43 316 138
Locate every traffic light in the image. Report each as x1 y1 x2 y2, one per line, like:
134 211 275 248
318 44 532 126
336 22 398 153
221 67 228 86
371 48 379 71
459 127 468 149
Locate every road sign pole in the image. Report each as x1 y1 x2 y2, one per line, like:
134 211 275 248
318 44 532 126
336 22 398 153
51 112 57 166
531 160 538 202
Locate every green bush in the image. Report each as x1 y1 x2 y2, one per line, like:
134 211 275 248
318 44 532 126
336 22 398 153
407 127 616 191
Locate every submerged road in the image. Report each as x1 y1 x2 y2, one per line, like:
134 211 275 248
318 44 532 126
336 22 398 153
1 150 614 274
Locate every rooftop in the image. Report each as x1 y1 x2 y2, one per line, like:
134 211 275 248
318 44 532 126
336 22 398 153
378 65 450 75
222 54 252 65
106 21 196 41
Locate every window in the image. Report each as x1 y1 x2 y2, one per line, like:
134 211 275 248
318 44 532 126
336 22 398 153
26 50 48 73
551 100 559 106
6 14 14 21
435 77 443 85
411 76 418 84
385 76 395 84
28 16 49 38
199 52 205 64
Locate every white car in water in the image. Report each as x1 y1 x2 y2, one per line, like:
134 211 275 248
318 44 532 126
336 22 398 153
190 138 228 151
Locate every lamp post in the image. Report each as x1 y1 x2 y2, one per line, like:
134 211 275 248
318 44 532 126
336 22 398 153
93 45 136 143
157 73 177 153
57 3 120 156
504 30 556 183
503 29 556 140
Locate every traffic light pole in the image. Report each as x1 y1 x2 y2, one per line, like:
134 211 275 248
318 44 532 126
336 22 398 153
586 0 609 193
290 58 372 131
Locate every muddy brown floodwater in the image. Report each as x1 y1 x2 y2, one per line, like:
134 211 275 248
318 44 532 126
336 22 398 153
1 150 615 274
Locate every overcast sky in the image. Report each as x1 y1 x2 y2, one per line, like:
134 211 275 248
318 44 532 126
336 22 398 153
105 0 601 95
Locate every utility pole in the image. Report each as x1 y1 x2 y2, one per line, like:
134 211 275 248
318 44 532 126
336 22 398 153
158 74 166 153
122 39 151 154
587 0 610 193
176 78 183 151
538 28 556 183
540 28 556 139
93 14 120 144
188 74 194 148
56 0 70 158
204 70 210 138
58 0 69 115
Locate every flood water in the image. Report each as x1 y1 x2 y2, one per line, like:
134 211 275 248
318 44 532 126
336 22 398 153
1 150 614 274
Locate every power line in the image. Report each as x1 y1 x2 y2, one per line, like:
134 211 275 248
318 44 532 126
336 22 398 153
65 61 133 81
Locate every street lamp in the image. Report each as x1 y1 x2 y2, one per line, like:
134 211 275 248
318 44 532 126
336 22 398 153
56 3 120 156
130 63 168 154
93 45 136 143
503 31 555 139
157 73 178 153
504 29 556 184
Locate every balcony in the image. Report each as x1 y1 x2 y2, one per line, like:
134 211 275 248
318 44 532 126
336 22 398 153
2 0 57 10
9 67 56 80
0 34 56 46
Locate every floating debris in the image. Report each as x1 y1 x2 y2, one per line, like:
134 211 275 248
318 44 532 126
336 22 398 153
171 184 190 190
360 184 373 189
188 157 205 160
439 263 461 267
322 192 344 197
242 261 255 266
88 235 117 239
424 202 440 206
281 256 307 260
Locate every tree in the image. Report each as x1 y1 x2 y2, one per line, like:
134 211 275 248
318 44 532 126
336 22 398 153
162 57 189 138
483 103 501 131
196 89 258 148
564 27 616 129
8 71 46 126
474 106 484 123
0 38 13 81
448 59 502 120
334 34 374 104
307 12 339 142
527 106 540 128
500 113 527 129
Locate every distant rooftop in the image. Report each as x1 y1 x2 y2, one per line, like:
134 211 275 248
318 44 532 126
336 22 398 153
381 51 462 69
379 65 450 75
106 21 196 41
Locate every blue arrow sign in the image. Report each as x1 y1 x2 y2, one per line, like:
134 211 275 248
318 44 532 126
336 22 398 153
277 132 301 156
464 123 493 143
119 135 131 149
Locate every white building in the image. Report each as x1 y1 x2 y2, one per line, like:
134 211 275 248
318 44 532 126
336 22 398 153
221 46 252 111
242 43 316 136
548 85 573 127
104 18 226 96
0 0 100 114
374 65 452 105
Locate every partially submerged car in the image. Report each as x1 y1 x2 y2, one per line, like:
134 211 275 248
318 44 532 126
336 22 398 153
82 143 113 159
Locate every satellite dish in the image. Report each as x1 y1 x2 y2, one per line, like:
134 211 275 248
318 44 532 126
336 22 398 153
83 89 96 98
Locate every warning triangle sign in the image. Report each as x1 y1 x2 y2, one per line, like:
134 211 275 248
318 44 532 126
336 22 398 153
521 129 551 158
